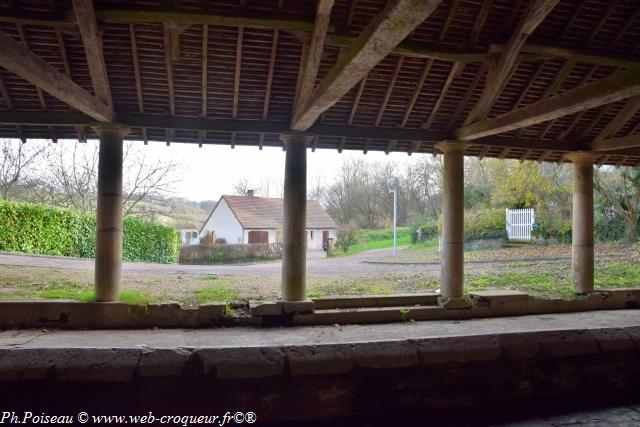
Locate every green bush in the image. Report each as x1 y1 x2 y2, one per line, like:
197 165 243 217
538 219 572 244
0 200 179 263
335 229 357 253
411 224 438 243
464 210 507 242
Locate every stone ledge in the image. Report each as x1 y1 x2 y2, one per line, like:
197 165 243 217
0 301 228 329
1 324 635 383
312 293 439 310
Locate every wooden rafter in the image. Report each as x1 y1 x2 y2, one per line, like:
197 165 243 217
0 77 24 142
422 62 462 129
1 8 638 70
596 95 640 140
446 64 487 131
465 0 560 125
96 7 321 33
292 0 335 118
0 30 112 122
129 23 147 144
15 23 56 142
163 25 175 116
290 0 442 131
589 134 640 152
54 23 86 143
232 27 243 119
422 2 491 129
72 0 112 109
457 68 640 141
199 23 208 143
540 61 592 140
263 29 278 120
348 73 367 125
400 59 431 128
375 56 403 126
419 0 462 130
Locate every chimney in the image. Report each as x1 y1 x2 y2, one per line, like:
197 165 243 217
247 189 255 197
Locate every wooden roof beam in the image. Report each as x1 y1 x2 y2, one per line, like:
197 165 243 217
292 0 335 118
456 68 640 141
96 7 323 32
0 30 112 122
72 0 113 109
464 0 560 125
290 0 442 131
596 95 640 140
588 134 640 152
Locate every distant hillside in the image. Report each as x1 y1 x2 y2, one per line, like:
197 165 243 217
152 196 215 229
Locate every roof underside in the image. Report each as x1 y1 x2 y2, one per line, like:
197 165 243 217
0 0 638 165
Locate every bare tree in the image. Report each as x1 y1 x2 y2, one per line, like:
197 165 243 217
122 146 181 217
233 177 250 196
594 166 640 243
0 139 48 200
32 141 181 218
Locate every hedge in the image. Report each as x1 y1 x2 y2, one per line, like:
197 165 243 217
180 243 282 264
0 200 180 263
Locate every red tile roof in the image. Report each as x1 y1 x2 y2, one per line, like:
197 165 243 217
220 195 337 229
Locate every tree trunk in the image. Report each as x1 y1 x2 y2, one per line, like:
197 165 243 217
625 212 637 243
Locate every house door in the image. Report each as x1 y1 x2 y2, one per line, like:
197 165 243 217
322 231 330 250
248 230 269 244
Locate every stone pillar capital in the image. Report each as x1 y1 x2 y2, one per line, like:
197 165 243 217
280 131 315 147
435 140 467 154
565 151 599 166
91 123 131 139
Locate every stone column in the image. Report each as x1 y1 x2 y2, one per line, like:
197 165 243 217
435 141 466 300
92 123 130 302
566 151 598 294
280 132 314 301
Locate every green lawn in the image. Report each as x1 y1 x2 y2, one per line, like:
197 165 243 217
334 227 414 256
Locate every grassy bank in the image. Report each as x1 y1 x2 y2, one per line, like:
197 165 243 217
335 227 414 256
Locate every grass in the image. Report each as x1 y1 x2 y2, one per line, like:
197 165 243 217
1 245 640 304
195 284 241 304
333 227 414 256
467 271 575 299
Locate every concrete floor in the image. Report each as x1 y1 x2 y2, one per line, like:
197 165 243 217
2 309 639 349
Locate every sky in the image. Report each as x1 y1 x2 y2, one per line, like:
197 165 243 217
24 138 417 202
141 141 414 202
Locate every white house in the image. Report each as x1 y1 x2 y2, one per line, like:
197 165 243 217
199 192 338 251
177 229 200 246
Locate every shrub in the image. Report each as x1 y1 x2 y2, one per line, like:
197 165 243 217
180 243 282 264
411 223 438 243
335 228 357 253
0 200 179 263
463 209 507 242
538 219 572 244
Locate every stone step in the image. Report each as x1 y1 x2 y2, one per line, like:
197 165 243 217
296 305 451 325
312 293 440 310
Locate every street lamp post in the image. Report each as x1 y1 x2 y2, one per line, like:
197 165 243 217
388 182 397 257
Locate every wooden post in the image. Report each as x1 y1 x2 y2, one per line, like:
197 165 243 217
92 123 130 302
565 151 598 294
435 140 466 299
280 132 314 301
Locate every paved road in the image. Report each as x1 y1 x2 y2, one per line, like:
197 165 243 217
0 249 441 276
0 247 575 276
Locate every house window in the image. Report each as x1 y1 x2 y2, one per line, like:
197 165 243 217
310 230 314 239
192 231 197 239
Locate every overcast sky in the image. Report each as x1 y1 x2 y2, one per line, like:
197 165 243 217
27 139 416 202
142 141 414 202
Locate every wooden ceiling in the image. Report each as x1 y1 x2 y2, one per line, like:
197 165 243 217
0 0 638 165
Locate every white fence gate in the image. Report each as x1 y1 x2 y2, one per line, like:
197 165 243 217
505 208 535 241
